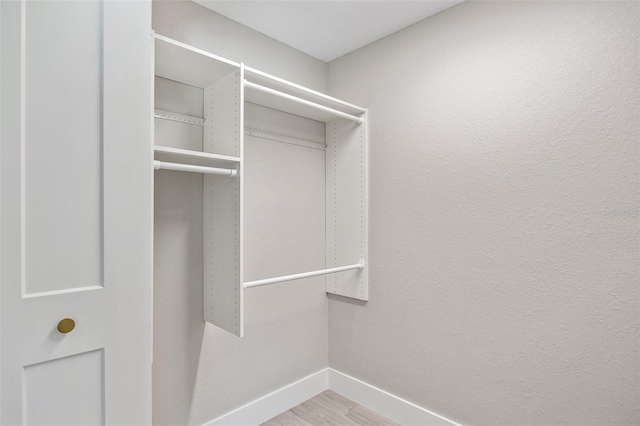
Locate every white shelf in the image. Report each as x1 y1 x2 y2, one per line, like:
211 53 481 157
154 145 240 168
154 34 239 88
244 80 363 124
154 34 365 123
244 66 365 118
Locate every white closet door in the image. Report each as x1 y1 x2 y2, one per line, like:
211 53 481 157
0 1 153 424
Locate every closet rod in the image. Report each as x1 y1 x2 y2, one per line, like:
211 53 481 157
154 160 237 177
243 260 364 289
243 80 364 124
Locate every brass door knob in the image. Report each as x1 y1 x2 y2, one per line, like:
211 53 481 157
57 318 75 334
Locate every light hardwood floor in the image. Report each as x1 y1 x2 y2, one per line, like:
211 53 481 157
261 390 398 426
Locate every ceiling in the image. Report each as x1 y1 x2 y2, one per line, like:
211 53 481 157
193 1 464 62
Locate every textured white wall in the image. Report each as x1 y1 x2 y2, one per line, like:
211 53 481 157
328 1 639 425
152 1 329 424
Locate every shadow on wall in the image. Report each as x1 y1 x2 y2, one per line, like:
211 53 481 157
153 169 207 425
328 293 367 308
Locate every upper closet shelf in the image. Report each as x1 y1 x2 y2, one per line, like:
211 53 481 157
244 80 362 124
154 33 366 123
244 66 366 124
154 34 239 88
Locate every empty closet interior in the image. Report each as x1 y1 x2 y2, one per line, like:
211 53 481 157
153 34 369 337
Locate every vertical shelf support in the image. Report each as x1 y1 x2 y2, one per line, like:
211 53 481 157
325 114 369 301
203 66 245 337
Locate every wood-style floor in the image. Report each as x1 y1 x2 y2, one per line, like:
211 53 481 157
262 390 398 426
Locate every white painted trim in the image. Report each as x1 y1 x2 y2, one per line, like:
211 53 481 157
204 369 328 426
328 369 461 426
201 368 460 426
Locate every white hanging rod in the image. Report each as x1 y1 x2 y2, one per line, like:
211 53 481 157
243 260 364 289
154 160 237 177
243 80 364 124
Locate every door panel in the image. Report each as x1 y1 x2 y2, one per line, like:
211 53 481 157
1 1 153 424
24 0 104 295
24 350 104 426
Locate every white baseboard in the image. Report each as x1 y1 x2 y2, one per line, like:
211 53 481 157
328 369 460 426
203 367 460 426
204 369 328 426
